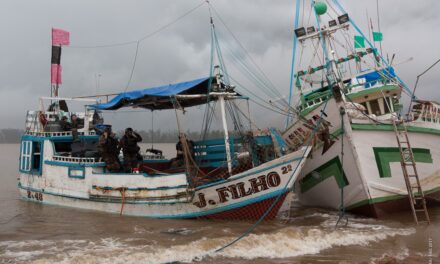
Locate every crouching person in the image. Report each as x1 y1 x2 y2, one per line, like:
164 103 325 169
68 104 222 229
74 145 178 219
98 127 121 172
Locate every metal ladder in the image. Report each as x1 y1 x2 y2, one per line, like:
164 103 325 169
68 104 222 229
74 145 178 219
392 119 430 224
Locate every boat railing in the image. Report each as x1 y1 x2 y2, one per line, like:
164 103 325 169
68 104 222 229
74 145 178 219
25 130 97 137
193 135 275 168
52 155 102 163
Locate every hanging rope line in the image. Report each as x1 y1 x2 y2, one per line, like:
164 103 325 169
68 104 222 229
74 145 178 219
335 107 348 227
212 97 331 254
209 4 283 102
124 40 140 92
67 1 206 49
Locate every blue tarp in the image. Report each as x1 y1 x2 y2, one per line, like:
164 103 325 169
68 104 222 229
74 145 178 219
91 77 212 110
357 67 396 88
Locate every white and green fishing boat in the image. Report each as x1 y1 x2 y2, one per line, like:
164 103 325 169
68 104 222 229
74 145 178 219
282 0 440 218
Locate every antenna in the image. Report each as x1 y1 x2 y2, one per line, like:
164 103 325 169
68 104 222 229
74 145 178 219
408 58 440 115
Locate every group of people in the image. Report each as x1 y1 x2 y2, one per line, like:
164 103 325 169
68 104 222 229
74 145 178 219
59 115 143 173
97 127 143 172
58 114 197 173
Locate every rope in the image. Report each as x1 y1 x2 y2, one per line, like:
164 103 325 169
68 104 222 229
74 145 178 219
209 4 284 103
335 107 348 227
212 97 331 254
286 0 302 128
119 187 126 216
331 0 413 97
124 40 140 92
67 1 206 49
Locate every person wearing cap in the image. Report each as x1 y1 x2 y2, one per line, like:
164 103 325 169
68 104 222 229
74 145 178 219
97 126 120 172
119 128 142 172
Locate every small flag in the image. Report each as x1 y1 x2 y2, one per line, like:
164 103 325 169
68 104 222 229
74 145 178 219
51 64 62 84
373 31 383 42
354 36 365 48
52 28 70 46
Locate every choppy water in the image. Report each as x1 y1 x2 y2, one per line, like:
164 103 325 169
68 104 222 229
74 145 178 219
0 144 438 263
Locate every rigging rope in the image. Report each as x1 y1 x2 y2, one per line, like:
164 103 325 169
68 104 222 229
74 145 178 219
124 40 140 92
335 106 348 227
287 0 302 128
331 0 413 97
209 4 283 102
212 96 331 254
67 1 206 49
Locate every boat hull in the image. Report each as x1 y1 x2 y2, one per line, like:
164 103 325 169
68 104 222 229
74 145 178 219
284 98 440 218
18 146 310 220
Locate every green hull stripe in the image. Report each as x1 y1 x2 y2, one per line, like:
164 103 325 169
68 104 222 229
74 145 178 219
347 186 440 210
373 147 433 178
351 123 440 135
300 156 349 193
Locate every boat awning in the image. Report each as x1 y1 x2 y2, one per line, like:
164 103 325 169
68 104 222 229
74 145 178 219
90 77 219 110
357 67 396 84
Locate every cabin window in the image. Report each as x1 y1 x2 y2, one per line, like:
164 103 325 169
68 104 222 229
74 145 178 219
383 97 392 114
369 100 381 116
53 139 99 158
20 141 32 172
19 140 43 174
54 142 72 154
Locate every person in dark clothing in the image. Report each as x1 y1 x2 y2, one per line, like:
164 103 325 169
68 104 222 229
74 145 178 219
171 135 194 168
119 128 142 172
59 116 72 131
97 127 120 172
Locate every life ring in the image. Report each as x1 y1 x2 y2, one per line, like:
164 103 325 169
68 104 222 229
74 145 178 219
39 112 48 127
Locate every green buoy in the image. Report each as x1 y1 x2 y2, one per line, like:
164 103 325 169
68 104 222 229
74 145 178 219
314 1 327 15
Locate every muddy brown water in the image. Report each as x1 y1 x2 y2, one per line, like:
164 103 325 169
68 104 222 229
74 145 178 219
0 143 438 263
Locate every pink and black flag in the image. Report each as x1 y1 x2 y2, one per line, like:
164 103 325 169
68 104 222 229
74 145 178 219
51 28 69 85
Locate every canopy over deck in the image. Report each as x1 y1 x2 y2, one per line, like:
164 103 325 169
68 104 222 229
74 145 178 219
90 77 222 110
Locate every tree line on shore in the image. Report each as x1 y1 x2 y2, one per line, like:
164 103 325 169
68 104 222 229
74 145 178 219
0 128 225 143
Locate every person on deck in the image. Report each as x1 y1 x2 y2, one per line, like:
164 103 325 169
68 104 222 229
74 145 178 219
119 128 142 172
59 116 72 131
171 134 194 167
97 127 120 172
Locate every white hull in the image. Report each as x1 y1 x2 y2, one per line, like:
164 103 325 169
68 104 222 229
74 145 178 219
18 141 310 219
284 98 440 217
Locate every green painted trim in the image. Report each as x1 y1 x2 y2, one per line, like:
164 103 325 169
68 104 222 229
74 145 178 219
351 123 440 135
347 186 440 210
300 156 349 193
373 147 433 178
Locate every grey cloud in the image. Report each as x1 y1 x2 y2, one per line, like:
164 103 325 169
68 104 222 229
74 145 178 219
1 0 439 131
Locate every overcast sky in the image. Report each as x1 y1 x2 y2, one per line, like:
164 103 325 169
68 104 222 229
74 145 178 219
1 0 439 132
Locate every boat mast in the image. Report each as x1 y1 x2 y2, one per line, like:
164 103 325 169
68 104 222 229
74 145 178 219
214 66 233 175
313 1 341 88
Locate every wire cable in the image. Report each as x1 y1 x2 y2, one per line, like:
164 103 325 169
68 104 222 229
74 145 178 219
67 1 206 49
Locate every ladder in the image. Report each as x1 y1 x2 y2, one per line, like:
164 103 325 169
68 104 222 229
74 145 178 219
392 119 430 224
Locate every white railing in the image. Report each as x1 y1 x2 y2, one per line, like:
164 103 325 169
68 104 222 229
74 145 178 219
52 155 102 163
25 130 97 137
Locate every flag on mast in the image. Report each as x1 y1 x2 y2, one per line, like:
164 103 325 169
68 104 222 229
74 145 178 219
52 28 70 46
51 28 69 87
354 35 365 49
373 31 383 42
